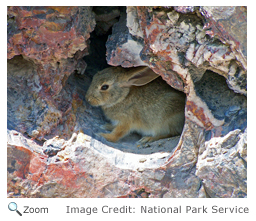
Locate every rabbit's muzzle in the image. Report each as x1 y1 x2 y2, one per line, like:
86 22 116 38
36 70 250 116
85 94 101 107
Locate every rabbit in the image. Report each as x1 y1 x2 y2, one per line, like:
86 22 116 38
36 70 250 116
85 66 186 144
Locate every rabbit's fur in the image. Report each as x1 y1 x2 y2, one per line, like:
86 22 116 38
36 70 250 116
85 66 186 143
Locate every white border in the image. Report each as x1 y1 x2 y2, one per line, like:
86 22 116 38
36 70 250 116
2 2 255 220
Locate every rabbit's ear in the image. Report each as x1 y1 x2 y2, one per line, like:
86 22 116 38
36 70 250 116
121 67 159 87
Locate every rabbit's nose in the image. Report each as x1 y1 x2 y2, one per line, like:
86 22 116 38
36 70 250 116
86 97 90 103
85 94 90 102
85 95 95 105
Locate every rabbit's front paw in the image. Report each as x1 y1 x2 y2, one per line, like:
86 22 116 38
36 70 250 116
138 136 154 144
99 132 119 143
101 123 115 131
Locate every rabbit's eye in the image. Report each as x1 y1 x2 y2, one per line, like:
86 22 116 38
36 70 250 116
101 84 109 90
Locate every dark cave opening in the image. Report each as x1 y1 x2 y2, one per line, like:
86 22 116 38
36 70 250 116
82 6 126 77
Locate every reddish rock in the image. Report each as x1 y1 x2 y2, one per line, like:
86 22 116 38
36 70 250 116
200 6 247 68
7 120 204 198
7 7 96 140
8 6 94 61
8 6 95 97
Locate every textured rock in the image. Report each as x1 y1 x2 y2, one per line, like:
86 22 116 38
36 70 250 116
106 9 147 67
8 6 95 97
7 119 205 198
7 56 61 139
196 129 247 197
7 6 96 140
7 6 247 198
200 6 247 68
93 6 121 35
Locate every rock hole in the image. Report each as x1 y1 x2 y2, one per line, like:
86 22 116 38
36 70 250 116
69 7 186 158
194 70 247 136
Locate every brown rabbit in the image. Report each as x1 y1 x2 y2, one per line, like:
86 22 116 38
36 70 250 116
85 66 186 143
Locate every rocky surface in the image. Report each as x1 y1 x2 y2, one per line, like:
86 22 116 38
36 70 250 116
8 6 95 140
7 120 204 198
7 6 247 198
196 129 247 198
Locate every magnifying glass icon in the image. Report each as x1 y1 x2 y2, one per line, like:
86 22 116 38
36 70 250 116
8 202 22 216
